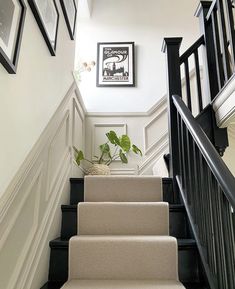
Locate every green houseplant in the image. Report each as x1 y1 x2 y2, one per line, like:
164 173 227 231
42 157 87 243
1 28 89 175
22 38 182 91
73 130 142 175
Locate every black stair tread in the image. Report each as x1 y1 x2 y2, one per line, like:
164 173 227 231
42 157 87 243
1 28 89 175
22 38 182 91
70 177 172 182
40 281 65 289
178 239 197 249
50 238 196 247
41 281 206 289
50 238 68 248
61 204 77 211
61 204 185 210
70 178 84 182
183 282 208 289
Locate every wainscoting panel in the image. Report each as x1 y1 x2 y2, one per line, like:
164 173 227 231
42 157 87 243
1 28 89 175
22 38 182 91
85 98 168 175
0 82 85 289
92 123 127 161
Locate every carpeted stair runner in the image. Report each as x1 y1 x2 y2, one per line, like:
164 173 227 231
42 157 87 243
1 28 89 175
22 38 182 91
78 202 169 235
61 176 185 289
85 175 162 202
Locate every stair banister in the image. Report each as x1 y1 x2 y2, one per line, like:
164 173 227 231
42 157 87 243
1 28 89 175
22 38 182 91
161 38 182 201
173 95 235 209
172 94 235 289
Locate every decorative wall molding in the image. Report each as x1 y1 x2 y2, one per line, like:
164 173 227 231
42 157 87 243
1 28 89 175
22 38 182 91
143 107 168 154
92 123 127 161
110 168 138 175
0 81 85 289
86 95 167 117
139 133 168 175
46 110 70 201
213 73 235 127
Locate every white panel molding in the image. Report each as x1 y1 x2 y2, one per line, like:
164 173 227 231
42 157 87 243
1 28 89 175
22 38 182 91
5 164 42 289
0 164 43 252
110 168 138 175
92 123 127 161
72 97 85 147
20 153 71 289
138 134 168 175
213 73 235 127
0 81 85 289
45 110 70 200
143 107 168 154
86 95 167 117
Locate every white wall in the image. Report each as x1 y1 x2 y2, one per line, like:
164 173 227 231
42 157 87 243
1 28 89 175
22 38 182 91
0 0 76 197
76 0 200 112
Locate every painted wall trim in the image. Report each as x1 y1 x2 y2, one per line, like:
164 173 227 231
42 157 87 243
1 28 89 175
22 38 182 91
213 73 235 128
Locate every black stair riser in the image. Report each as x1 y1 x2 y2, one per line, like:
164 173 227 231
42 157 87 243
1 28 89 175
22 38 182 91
61 205 77 240
48 239 199 283
61 205 189 240
69 178 175 205
48 248 68 282
70 178 84 205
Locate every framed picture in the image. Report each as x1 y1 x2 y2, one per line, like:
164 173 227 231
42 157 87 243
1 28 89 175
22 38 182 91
0 0 26 74
96 42 135 87
28 0 59 56
60 0 77 40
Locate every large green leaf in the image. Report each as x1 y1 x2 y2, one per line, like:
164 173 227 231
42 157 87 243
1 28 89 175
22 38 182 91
119 150 128 164
75 150 84 166
120 135 131 152
99 143 110 153
132 144 143 156
106 130 120 145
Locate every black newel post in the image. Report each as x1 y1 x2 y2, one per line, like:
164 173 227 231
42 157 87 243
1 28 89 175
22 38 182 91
162 38 182 200
196 1 219 101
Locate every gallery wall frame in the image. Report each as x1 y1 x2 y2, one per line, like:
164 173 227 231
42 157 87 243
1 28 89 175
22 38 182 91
28 0 59 56
0 0 27 74
96 42 135 87
60 0 77 40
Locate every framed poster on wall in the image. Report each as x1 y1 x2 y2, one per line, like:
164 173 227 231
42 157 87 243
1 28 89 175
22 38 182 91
96 42 135 87
0 0 26 74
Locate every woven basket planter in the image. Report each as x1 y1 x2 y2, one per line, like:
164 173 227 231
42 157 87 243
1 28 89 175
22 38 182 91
87 164 111 175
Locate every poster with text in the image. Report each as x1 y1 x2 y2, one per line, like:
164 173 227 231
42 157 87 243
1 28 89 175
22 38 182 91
97 42 135 87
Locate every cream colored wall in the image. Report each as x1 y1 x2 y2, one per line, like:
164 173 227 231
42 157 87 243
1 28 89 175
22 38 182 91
0 83 85 289
0 0 76 197
76 0 200 112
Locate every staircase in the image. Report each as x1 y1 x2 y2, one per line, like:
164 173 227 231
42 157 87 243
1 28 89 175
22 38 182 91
41 176 207 289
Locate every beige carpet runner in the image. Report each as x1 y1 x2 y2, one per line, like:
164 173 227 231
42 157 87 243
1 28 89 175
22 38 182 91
61 175 185 289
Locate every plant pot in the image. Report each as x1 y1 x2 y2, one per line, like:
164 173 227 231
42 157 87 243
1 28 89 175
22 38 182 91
87 164 111 175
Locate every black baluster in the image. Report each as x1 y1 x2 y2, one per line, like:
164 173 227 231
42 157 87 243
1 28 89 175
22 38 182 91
184 59 192 111
217 0 231 81
211 9 225 89
194 49 203 112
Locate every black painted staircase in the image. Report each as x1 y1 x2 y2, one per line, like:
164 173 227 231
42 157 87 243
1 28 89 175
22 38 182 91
41 178 208 289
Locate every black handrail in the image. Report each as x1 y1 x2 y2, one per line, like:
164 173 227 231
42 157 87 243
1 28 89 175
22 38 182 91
173 95 235 209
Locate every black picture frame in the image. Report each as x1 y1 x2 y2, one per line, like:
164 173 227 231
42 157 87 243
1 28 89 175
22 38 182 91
96 42 135 87
28 0 59 56
0 0 26 74
60 0 77 40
